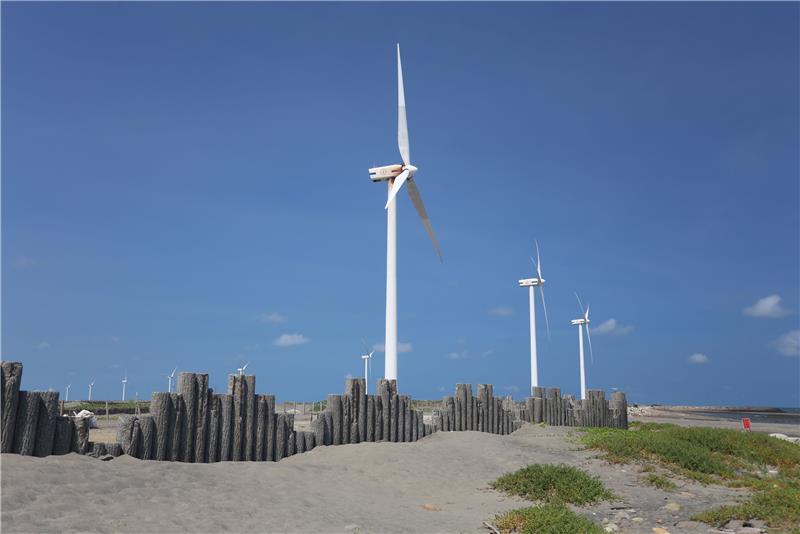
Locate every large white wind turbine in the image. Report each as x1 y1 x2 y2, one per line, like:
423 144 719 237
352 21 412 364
167 367 177 393
361 350 374 394
65 384 71 402
121 373 128 401
88 379 95 401
571 293 594 400
237 362 249 376
368 44 442 382
518 241 550 391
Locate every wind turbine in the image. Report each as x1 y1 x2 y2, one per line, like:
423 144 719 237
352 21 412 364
237 362 249 376
368 43 442 382
167 367 177 393
518 241 550 392
571 293 594 400
88 379 95 401
65 384 71 402
361 350 375 394
121 373 128 401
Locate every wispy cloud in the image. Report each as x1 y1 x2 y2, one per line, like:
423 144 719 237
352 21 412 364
488 306 514 317
743 295 790 318
15 256 37 268
447 348 494 360
372 342 413 353
447 350 469 360
258 312 287 324
274 333 309 347
592 318 633 336
773 330 800 357
688 353 709 364
36 341 50 350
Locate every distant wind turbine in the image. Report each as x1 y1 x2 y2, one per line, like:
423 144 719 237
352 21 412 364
361 350 375 394
237 362 249 376
121 373 128 401
167 367 177 393
65 384 71 402
571 293 594 400
368 43 442 383
518 241 550 392
88 379 95 401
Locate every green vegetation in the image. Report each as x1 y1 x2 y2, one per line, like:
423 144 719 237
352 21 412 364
490 464 614 533
491 464 615 505
494 503 605 534
582 423 800 531
645 473 676 491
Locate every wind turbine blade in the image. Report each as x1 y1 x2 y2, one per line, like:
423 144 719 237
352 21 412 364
585 323 594 364
406 178 442 262
535 240 542 279
397 44 410 166
575 292 585 315
384 169 410 209
539 285 551 340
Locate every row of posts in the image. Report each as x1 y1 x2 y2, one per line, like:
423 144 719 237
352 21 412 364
1 361 120 457
522 387 628 429
435 384 522 435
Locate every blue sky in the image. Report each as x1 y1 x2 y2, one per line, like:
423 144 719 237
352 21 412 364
3 2 798 407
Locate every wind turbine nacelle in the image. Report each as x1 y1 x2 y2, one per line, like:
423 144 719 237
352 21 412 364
518 278 541 287
571 319 587 325
369 164 403 182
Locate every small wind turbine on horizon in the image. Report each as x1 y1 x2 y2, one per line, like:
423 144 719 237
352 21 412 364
571 293 594 400
361 350 375 394
237 362 249 376
121 372 128 401
88 379 95 401
65 384 71 402
518 241 550 393
368 43 442 383
167 367 177 393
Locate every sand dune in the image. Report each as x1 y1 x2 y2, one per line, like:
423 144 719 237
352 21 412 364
2 425 745 533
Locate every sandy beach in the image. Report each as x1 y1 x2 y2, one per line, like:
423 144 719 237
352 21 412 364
2 424 753 534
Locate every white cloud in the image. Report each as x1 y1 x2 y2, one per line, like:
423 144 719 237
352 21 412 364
592 318 633 336
688 353 709 364
15 256 37 268
447 350 469 360
773 330 800 357
273 333 309 347
743 295 790 318
488 306 514 317
372 342 412 353
258 312 286 324
36 341 50 350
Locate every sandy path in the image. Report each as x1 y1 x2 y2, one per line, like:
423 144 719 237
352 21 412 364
1 425 745 533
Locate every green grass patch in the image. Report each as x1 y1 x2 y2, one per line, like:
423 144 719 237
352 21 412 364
582 423 800 530
494 503 605 534
645 473 676 491
491 464 615 505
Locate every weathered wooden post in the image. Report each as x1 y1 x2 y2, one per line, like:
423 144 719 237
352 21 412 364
178 372 197 462
33 391 59 457
612 391 628 429
296 430 305 454
208 394 221 462
1 361 23 453
152 392 173 461
255 395 267 461
390 393 399 442
219 394 233 461
375 396 383 441
477 385 488 432
263 395 275 461
327 394 342 445
287 430 296 456
358 378 367 442
342 393 352 444
378 380 391 441
304 431 315 451
275 413 287 460
71 416 90 455
169 393 185 462
139 415 155 460
228 375 244 461
465 385 473 431
243 375 256 461
52 416 73 455
366 395 375 442
311 414 325 449
404 396 412 442
194 374 210 463
13 391 40 455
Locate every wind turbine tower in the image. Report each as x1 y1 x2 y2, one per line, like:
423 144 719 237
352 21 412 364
121 373 128 401
571 293 594 400
518 241 550 392
65 384 71 402
88 380 95 401
361 350 374 394
167 367 177 393
368 43 442 382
